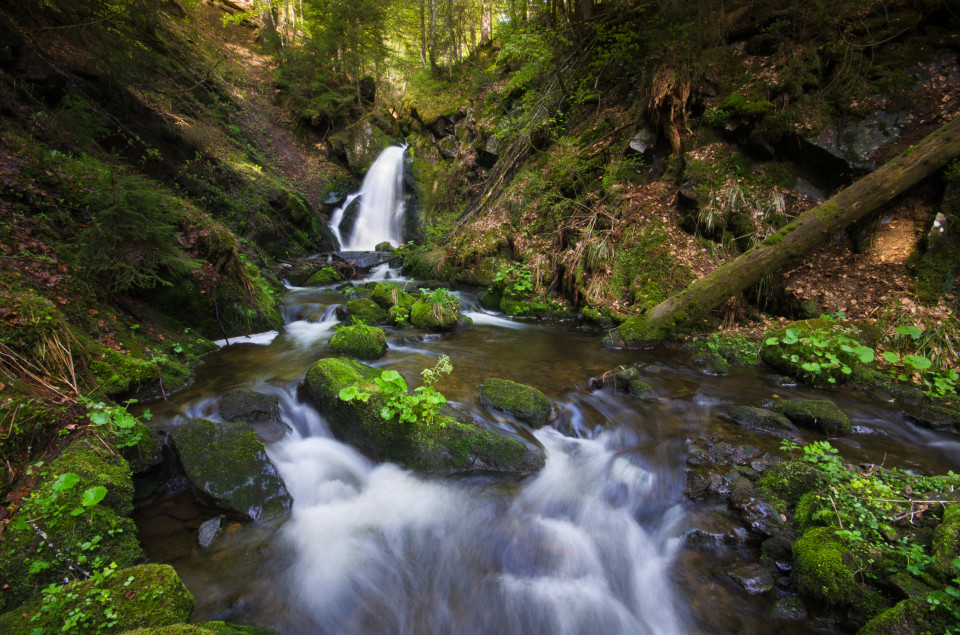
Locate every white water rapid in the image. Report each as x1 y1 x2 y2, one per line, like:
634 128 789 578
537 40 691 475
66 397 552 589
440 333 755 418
330 146 407 250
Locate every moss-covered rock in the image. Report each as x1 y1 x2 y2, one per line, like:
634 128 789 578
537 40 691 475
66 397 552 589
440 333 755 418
386 305 410 326
757 459 821 513
857 597 952 635
343 298 388 324
931 503 960 578
612 366 657 399
370 282 416 310
217 388 286 443
724 406 799 437
903 402 960 434
0 438 143 612
305 267 343 286
329 324 388 360
792 526 861 607
479 378 554 428
479 287 502 311
0 564 192 635
773 399 852 435
169 419 292 521
300 358 544 472
410 295 461 331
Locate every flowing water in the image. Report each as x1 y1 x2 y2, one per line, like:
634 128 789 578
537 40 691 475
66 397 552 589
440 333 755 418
136 267 960 634
133 148 960 633
328 146 406 250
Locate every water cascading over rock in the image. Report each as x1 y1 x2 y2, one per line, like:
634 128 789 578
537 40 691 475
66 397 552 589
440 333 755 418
330 145 407 250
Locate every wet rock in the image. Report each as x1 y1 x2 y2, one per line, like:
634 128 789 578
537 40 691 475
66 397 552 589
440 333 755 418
727 562 775 595
410 295 462 331
219 389 280 424
684 515 751 547
613 366 657 399
903 403 960 434
305 267 343 285
724 406 799 437
340 297 388 325
770 595 808 621
328 115 393 175
330 323 388 360
336 197 362 242
198 515 224 548
170 419 293 522
300 357 545 473
773 399 852 436
370 282 416 310
337 250 399 271
479 378 555 428
762 534 795 571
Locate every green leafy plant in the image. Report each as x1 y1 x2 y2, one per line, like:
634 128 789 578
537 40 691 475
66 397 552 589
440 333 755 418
337 356 453 428
493 264 534 298
78 398 150 448
764 313 874 383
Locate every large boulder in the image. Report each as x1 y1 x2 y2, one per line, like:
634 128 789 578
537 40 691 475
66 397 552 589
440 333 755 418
300 358 544 473
772 399 851 436
328 115 393 175
792 526 861 607
370 282 416 310
479 378 555 428
0 563 193 634
0 438 143 612
329 323 388 360
170 419 292 521
340 297 388 325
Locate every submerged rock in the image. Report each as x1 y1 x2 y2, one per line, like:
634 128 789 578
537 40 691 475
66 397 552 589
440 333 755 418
773 399 851 436
723 406 799 437
197 515 224 548
170 419 292 522
770 595 808 621
479 378 555 428
300 357 544 473
726 562 775 595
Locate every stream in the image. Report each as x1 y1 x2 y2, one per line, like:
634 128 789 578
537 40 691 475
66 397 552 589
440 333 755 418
134 266 960 634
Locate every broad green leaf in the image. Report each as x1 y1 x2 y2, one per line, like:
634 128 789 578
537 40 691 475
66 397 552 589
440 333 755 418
904 355 932 371
81 486 107 507
53 472 80 492
764 337 780 346
89 412 110 426
853 346 874 364
881 351 900 364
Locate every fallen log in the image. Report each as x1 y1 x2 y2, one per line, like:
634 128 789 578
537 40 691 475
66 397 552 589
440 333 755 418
611 116 960 347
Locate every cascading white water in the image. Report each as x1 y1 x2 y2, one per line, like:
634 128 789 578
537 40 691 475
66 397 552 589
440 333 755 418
330 146 407 251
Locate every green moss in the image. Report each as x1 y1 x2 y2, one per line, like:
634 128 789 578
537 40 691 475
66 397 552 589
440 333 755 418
0 438 143 612
169 419 292 521
773 399 852 435
344 298 388 324
329 324 387 360
857 598 951 635
480 287 503 311
479 378 553 428
410 298 460 331
931 504 960 578
300 358 542 473
763 233 784 245
792 526 861 607
386 305 410 326
370 283 416 310
814 201 841 222
0 564 193 635
305 267 342 285
610 226 690 309
757 460 821 513
124 621 278 634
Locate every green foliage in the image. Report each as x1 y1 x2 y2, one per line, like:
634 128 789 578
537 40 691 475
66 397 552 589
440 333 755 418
493 264 533 299
876 318 959 397
78 173 194 293
418 287 461 310
764 313 874 384
338 356 453 429
79 398 151 449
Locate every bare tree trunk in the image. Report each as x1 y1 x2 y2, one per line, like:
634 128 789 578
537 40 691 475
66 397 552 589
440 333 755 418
419 0 428 67
612 116 960 347
480 0 491 45
429 0 438 72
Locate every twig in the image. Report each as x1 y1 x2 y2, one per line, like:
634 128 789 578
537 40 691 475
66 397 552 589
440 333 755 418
28 521 90 580
827 493 844 529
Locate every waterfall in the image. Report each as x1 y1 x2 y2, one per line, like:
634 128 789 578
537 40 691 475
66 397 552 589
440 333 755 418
330 146 407 251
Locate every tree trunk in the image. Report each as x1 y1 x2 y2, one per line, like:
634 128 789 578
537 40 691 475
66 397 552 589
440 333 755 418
613 116 960 346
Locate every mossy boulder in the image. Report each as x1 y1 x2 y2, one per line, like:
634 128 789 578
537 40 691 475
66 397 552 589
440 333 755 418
305 267 343 286
792 526 861 607
931 503 960 577
773 399 851 435
479 378 555 428
613 366 656 399
370 282 416 310
300 357 544 473
480 287 502 311
724 406 799 437
857 597 952 635
342 298 388 324
386 305 410 326
757 459 821 513
903 402 960 434
329 324 388 360
0 564 192 635
761 318 881 385
0 438 143 612
169 419 292 521
410 296 461 331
